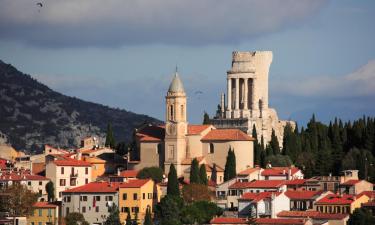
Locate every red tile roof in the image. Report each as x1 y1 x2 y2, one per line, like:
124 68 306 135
229 180 285 189
32 162 45 175
277 210 348 220
284 190 323 200
357 191 375 199
53 158 91 167
284 179 306 185
255 218 307 225
210 217 247 224
261 167 300 176
316 194 355 205
239 191 282 202
201 129 254 141
188 125 212 135
238 167 260 176
119 170 138 178
118 179 151 188
341 179 361 186
63 181 120 193
33 202 58 208
0 173 49 181
136 125 165 142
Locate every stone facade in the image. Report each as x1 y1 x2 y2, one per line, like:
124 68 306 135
211 51 295 145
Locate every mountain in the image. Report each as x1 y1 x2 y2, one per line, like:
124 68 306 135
0 60 161 153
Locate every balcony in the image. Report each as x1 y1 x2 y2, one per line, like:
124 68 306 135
70 173 78 178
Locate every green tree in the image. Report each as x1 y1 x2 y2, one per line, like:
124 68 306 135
252 125 260 165
104 204 121 225
181 201 223 224
167 164 179 196
202 112 210 125
105 123 116 148
115 141 128 156
190 158 200 184
126 212 132 225
265 154 292 167
137 167 163 183
65 212 89 225
348 208 375 225
224 148 236 181
210 163 217 183
45 181 55 202
155 195 183 225
270 129 280 155
199 164 208 185
144 207 153 225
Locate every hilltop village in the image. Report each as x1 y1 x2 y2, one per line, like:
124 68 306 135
0 52 374 225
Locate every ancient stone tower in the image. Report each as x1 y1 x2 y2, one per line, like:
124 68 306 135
212 51 294 145
164 72 188 176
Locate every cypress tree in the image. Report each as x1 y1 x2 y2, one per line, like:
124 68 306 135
144 207 153 225
210 163 217 183
202 112 210 125
167 164 179 196
125 212 132 225
252 125 260 165
105 123 116 148
270 129 280 155
224 148 236 181
190 158 200 184
199 164 208 185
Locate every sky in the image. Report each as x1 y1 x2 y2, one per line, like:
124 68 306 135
0 0 374 126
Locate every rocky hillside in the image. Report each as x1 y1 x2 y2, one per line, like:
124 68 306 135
0 60 160 153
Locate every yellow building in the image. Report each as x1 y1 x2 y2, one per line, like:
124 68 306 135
27 202 58 225
82 156 106 180
118 179 160 223
314 193 370 214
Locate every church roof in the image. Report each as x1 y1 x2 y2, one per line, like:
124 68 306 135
168 72 185 93
187 125 212 135
201 129 254 141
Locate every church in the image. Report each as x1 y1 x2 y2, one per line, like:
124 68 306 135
129 72 254 181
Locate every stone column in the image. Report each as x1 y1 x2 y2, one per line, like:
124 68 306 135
227 78 232 111
244 78 248 110
235 78 239 110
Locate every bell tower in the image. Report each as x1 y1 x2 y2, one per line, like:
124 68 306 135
164 71 188 176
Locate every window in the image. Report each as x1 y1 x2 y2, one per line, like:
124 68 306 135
123 193 127 200
121 207 127 213
71 167 74 175
133 193 137 200
82 207 86 213
85 167 88 175
48 209 52 216
60 179 66 186
85 178 88 184
70 178 76 186
39 181 42 186
209 143 214 154
168 145 174 159
148 193 152 199
131 207 139 213
28 181 32 186
95 206 99 212
64 196 71 202
80 196 87 201
105 196 113 201
61 167 64 174
38 209 42 216
323 183 328 191
38 190 42 195
31 223 34 225
143 193 145 199
169 105 174 120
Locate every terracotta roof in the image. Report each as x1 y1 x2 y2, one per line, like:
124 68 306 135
0 173 49 181
201 129 254 141
33 202 58 208
357 191 375 199
32 162 45 175
239 192 281 202
341 179 361 186
53 158 91 167
284 190 323 200
229 180 285 189
119 170 138 178
316 194 355 205
210 217 247 224
44 144 70 154
255 218 307 225
284 179 306 185
237 167 260 176
136 125 165 142
118 179 151 188
63 181 120 193
277 211 348 220
188 125 212 135
261 167 300 176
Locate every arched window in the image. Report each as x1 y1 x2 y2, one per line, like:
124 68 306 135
209 143 214 154
170 105 174 120
180 105 184 118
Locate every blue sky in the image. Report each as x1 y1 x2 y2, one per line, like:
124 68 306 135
0 0 374 126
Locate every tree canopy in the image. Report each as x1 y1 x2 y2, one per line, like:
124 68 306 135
224 148 236 181
137 167 164 183
167 164 179 196
189 158 200 184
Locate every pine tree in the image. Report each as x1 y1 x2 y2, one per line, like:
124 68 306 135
167 164 179 196
199 164 208 185
202 112 210 125
144 207 153 225
105 123 116 148
190 158 200 184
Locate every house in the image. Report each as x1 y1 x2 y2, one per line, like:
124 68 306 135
284 190 324 211
206 163 225 185
284 179 306 191
210 217 248 224
118 179 160 224
109 170 139 183
314 193 370 214
61 181 119 225
277 210 349 225
237 167 262 182
215 178 239 210
238 191 289 218
210 217 312 225
0 170 50 201
309 170 360 193
340 179 373 195
27 202 59 225
45 154 92 200
260 167 303 180
226 180 286 209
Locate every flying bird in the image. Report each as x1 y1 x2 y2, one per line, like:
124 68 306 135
36 2 43 7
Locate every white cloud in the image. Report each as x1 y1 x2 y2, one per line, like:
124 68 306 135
0 0 326 47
